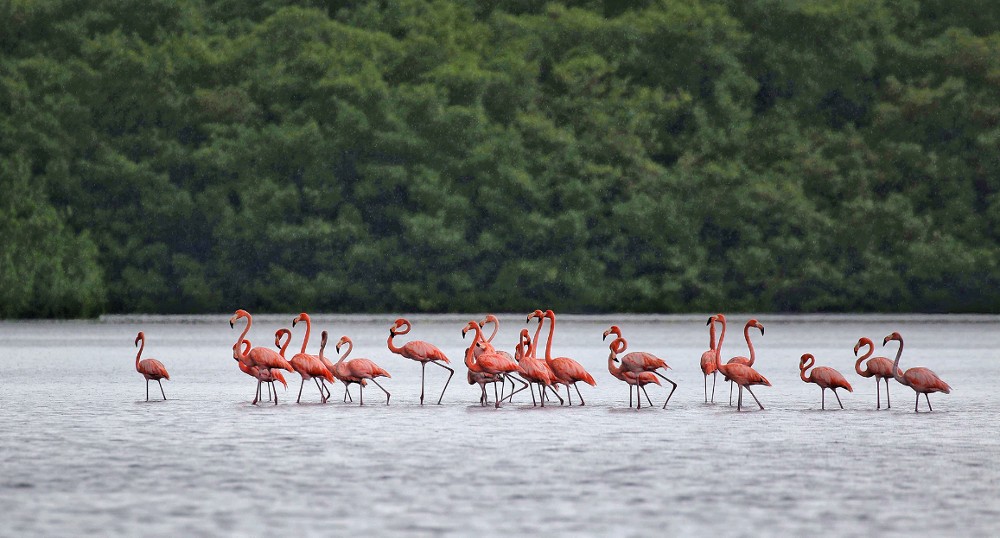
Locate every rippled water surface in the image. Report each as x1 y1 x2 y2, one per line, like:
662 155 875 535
2 314 999 536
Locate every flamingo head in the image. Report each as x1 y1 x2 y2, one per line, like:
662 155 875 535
747 319 764 335
233 339 250 360
335 334 350 354
883 332 902 346
799 353 815 370
274 328 291 348
134 332 144 347
479 314 498 328
544 309 555 319
292 312 309 327
229 309 249 328
462 321 479 339
603 325 622 341
853 337 871 356
390 318 410 336
526 310 543 323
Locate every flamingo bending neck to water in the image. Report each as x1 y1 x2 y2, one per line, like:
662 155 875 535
883 332 951 412
134 332 169 401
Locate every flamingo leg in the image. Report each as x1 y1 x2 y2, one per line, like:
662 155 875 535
420 362 426 405
479 384 487 406
915 392 919 412
564 385 572 406
641 385 654 407
711 371 717 403
503 374 529 403
157 379 166 400
548 386 564 405
925 393 933 412
729 380 734 406
655 373 678 409
822 388 826 410
629 384 634 408
745 385 764 410
267 381 273 402
272 381 278 405
736 385 742 411
321 380 331 400
876 378 881 409
431 360 454 405
833 389 844 409
359 383 364 406
494 381 501 409
885 378 891 408
529 383 537 406
574 383 585 406
146 380 150 402
313 378 326 403
703 374 708 403
371 378 391 405
538 384 545 407
253 380 261 405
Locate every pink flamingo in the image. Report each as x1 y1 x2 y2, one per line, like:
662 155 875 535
478 314 529 402
602 325 677 408
699 319 719 403
387 318 454 405
724 319 765 406
524 311 564 406
463 321 521 408
465 335 501 406
334 334 392 405
711 314 771 411
883 332 951 412
289 313 336 403
229 309 295 373
134 332 170 401
235 339 287 404
606 337 661 408
854 337 900 409
233 338 287 405
799 353 853 409
540 310 597 405
315 330 358 402
513 326 563 407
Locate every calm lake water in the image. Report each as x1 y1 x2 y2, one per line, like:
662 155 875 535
1 314 998 536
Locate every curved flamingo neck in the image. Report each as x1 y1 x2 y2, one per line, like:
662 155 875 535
800 357 814 382
297 316 312 355
855 342 873 376
485 317 499 343
135 336 144 370
890 338 908 386
708 320 716 351
716 317 727 363
337 339 353 364
607 338 626 377
277 332 291 358
387 322 410 354
544 313 555 361
530 318 543 358
745 323 757 366
465 324 485 368
236 314 252 348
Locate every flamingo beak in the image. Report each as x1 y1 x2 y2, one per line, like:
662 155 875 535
229 320 234 328
882 335 890 346
292 320 297 327
759 326 764 335
706 317 713 326
462 329 468 339
336 343 341 353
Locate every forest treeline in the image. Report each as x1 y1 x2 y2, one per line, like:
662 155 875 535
2 0 1000 317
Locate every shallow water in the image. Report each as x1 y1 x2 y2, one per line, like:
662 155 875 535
1 314 998 536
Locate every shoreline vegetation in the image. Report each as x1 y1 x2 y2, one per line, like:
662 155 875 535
3 1 1000 318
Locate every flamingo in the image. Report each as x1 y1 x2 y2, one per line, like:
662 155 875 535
234 339 287 404
711 314 771 411
540 310 597 405
724 319 765 406
601 325 677 408
334 334 392 405
512 327 562 407
134 332 170 401
799 354 853 409
883 332 951 412
606 337 660 408
387 318 454 405
466 339 501 406
229 309 295 373
289 313 336 404
524 311 564 406
463 321 521 408
699 319 719 403
314 330 357 403
854 337 900 409
477 314 529 402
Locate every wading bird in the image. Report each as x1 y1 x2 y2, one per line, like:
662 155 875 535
334 334 392 405
134 332 169 401
883 332 951 412
602 325 677 408
606 337 660 408
724 319 765 406
387 318 454 405
854 337 900 409
463 321 521 408
229 309 294 374
537 310 596 405
700 319 719 403
711 314 771 411
235 339 287 404
514 326 563 407
477 314 529 403
289 313 335 404
799 353 853 409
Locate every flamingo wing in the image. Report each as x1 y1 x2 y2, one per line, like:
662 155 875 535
138 359 170 380
249 347 294 372
813 366 853 392
551 357 596 386
723 363 771 387
403 341 450 363
347 358 391 379
905 367 951 393
623 351 668 371
700 350 718 374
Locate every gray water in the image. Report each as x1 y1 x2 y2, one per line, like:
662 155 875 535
1 314 998 536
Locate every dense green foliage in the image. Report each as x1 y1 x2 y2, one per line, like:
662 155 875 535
3 0 1000 317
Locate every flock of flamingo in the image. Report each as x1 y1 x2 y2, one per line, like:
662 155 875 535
132 310 953 412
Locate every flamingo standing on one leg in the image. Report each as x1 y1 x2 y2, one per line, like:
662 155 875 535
799 354 853 409
699 318 719 403
711 314 771 411
854 337 900 409
602 325 677 408
478 314 530 402
539 310 596 406
724 319 765 406
463 321 521 408
606 337 660 408
387 318 454 405
289 313 335 404
883 332 951 412
134 332 170 401
229 309 295 375
334 334 392 405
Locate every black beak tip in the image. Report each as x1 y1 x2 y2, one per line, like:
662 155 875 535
229 321 234 328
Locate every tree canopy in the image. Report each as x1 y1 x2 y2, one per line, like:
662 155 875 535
3 0 999 317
